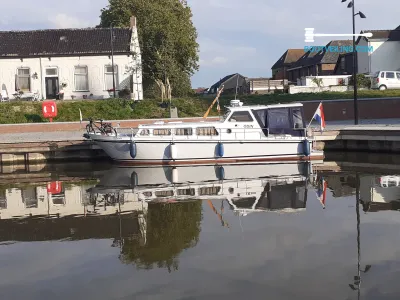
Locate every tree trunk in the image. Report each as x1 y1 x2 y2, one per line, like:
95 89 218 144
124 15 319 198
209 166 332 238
155 79 165 101
166 77 172 100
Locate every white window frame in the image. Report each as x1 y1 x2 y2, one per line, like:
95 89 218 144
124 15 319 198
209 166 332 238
104 65 119 91
74 66 89 91
45 67 58 77
16 67 31 92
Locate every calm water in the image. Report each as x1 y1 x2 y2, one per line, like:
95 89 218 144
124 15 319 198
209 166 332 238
1 154 400 299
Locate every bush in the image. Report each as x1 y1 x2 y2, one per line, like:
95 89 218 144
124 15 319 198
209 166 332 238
348 74 371 89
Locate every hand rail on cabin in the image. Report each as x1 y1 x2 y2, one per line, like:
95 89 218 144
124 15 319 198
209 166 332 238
134 126 309 141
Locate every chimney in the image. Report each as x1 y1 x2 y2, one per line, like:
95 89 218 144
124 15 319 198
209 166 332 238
130 16 136 28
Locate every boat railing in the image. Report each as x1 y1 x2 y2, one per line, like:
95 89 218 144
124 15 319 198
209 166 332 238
133 126 310 141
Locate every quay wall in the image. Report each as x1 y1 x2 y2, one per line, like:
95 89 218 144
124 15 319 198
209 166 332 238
301 97 400 121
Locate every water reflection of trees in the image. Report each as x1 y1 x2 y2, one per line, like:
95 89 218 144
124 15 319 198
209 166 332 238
119 200 202 272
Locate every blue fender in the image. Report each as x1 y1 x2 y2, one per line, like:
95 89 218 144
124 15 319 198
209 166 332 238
216 166 225 180
129 141 137 158
131 171 138 188
303 139 310 157
216 142 224 157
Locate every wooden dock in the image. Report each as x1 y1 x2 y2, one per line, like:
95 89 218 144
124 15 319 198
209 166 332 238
313 125 400 153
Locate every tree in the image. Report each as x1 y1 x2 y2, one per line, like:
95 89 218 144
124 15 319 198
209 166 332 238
98 0 199 98
119 200 202 272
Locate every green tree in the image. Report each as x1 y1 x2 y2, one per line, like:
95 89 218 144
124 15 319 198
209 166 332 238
98 0 199 98
119 201 202 272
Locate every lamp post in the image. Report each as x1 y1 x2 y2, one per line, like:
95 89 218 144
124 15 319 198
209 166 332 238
110 24 116 98
341 0 366 125
348 173 371 299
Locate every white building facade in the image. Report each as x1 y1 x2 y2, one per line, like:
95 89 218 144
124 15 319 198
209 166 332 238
0 16 143 101
357 28 400 74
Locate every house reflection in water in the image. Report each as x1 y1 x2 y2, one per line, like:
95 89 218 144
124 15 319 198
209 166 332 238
359 175 400 212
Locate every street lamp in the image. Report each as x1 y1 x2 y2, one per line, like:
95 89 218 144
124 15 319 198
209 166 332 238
341 0 366 125
348 173 372 299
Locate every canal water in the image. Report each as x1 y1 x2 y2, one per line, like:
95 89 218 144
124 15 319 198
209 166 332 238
1 154 400 299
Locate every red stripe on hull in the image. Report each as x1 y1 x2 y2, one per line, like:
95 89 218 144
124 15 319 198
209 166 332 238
115 154 325 166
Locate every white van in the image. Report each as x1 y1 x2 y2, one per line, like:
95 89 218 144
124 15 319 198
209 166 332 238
371 71 400 90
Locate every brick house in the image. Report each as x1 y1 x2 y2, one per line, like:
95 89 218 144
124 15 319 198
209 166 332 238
287 40 353 83
271 49 305 81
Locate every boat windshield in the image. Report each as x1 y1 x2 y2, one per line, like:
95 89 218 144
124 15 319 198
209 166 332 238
222 109 231 121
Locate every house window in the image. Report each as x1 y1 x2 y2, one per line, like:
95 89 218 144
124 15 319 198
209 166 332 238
105 65 119 90
74 66 89 91
16 68 31 91
228 111 254 122
340 57 345 70
46 68 58 76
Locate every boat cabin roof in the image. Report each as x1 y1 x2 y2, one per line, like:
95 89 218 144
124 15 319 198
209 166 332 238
226 102 303 112
137 101 304 129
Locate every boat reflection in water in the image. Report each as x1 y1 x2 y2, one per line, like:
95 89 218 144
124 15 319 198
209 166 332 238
91 161 316 216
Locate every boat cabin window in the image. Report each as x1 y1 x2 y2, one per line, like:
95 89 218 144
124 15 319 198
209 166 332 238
268 108 291 134
292 107 304 129
196 127 218 136
140 129 150 136
267 107 305 136
228 111 254 122
153 128 171 136
175 128 193 135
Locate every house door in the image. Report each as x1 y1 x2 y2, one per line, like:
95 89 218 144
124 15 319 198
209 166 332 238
45 77 59 99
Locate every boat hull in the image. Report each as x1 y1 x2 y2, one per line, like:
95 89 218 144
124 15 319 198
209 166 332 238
90 136 323 166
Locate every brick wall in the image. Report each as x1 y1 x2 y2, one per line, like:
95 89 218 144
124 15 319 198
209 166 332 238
302 98 400 121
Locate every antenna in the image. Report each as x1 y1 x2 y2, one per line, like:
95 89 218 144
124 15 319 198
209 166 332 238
234 73 239 100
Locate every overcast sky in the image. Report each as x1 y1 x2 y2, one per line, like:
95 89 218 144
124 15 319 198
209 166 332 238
1 0 400 88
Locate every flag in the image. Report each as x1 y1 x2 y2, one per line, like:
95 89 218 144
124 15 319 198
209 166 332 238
216 98 221 113
79 109 83 124
316 177 327 209
312 102 326 131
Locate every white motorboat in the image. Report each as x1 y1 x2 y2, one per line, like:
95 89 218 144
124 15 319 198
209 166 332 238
84 99 323 166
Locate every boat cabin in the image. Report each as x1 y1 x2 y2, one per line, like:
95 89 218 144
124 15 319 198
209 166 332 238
134 100 307 139
222 100 306 137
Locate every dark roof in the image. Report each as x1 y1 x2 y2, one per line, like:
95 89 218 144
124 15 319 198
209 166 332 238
271 49 305 70
209 73 238 91
289 40 352 69
0 28 132 58
357 26 400 43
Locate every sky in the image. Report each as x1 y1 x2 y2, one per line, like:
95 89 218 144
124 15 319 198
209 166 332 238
1 0 400 88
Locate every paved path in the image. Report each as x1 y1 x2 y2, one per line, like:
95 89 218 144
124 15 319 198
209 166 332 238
0 117 220 134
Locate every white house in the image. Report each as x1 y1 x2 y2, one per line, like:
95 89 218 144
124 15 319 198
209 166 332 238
357 26 400 75
0 16 143 101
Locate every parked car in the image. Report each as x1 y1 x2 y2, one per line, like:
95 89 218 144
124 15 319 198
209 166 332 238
371 71 400 90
